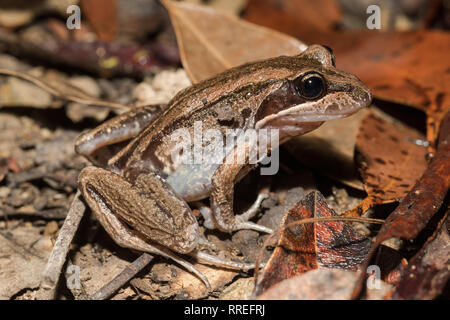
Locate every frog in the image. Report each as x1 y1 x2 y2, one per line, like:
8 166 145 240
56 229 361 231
73 45 372 288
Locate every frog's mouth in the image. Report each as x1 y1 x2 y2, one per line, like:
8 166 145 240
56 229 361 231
290 107 362 122
256 100 367 129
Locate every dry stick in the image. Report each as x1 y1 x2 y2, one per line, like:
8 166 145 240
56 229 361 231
39 191 85 299
0 69 130 112
90 253 155 300
253 216 385 292
2 207 68 220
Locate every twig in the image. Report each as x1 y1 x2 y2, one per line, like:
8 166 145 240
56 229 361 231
39 190 85 299
89 253 154 300
8 164 56 186
1 207 68 220
0 68 130 112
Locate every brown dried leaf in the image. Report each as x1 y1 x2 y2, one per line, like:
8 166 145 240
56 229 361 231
285 108 369 190
219 277 255 300
245 0 341 35
161 0 306 83
81 0 118 42
371 110 450 242
345 110 428 216
254 191 372 296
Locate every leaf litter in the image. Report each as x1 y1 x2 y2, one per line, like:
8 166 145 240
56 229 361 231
0 0 448 300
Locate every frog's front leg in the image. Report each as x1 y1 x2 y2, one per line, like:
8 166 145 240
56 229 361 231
210 144 273 234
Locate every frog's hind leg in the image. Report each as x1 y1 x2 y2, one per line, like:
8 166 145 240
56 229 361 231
75 104 165 166
95 212 212 290
78 166 212 289
79 166 260 289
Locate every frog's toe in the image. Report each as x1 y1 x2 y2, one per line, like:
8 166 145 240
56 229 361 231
194 251 257 271
234 220 273 234
237 192 269 222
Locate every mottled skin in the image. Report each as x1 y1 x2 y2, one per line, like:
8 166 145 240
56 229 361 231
74 45 371 288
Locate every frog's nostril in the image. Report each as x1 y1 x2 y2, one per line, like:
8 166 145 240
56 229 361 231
354 85 372 107
326 103 340 113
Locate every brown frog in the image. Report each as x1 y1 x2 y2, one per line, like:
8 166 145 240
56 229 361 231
74 45 371 288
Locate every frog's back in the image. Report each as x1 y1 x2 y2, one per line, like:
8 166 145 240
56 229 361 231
109 55 307 171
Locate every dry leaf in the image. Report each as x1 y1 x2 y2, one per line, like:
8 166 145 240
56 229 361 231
245 0 341 34
329 31 450 147
345 109 428 216
285 108 369 190
254 191 372 296
81 0 118 42
161 0 306 83
219 277 255 300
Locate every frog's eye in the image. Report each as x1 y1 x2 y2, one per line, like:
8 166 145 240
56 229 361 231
295 73 326 100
